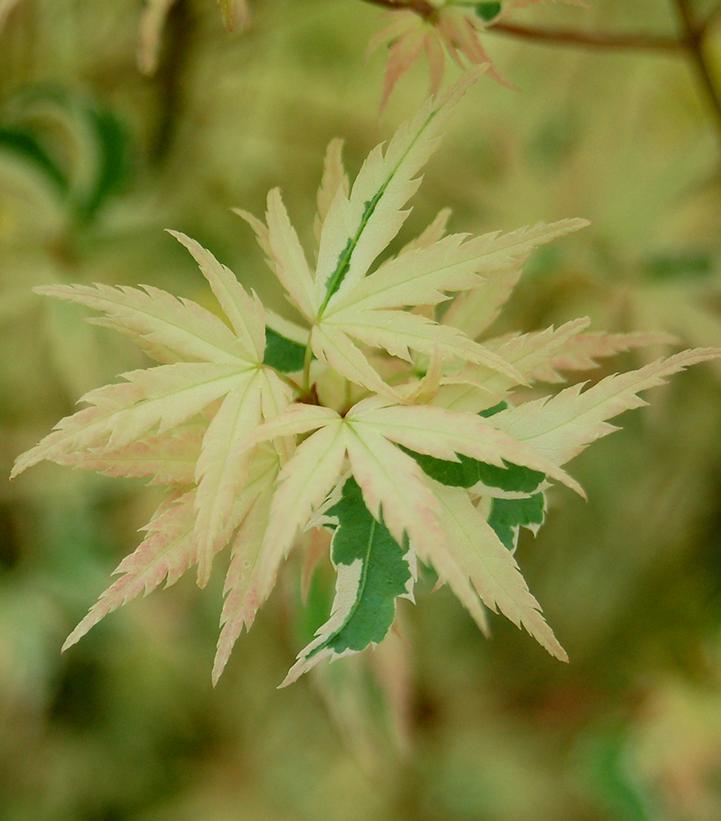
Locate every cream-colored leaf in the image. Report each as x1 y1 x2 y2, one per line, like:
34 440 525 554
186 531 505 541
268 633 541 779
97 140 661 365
194 372 263 587
314 138 349 243
167 230 265 361
311 323 399 399
315 72 481 302
11 363 248 477
432 484 567 661
443 268 521 340
321 309 525 383
34 283 244 364
491 349 721 467
212 484 273 685
233 207 274 260
250 403 340 445
62 491 197 650
349 401 583 495
442 219 589 339
252 423 346 606
448 318 592 394
343 422 445 563
265 188 317 321
325 233 485 314
551 331 678 373
430 381 503 414
258 368 295 459
398 346 443 404
54 424 203 485
280 559 363 687
265 308 308 346
327 219 585 317
398 208 451 255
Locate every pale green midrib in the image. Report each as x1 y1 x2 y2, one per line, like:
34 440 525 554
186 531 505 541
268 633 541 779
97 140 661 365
327 242 471 314
316 105 441 318
325 223 575 316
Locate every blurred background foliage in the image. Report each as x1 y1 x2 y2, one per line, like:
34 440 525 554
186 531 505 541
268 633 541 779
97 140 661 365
1 1 721 819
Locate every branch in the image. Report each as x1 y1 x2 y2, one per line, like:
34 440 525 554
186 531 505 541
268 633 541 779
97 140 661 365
673 0 721 146
358 0 435 18
490 21 683 53
359 0 684 52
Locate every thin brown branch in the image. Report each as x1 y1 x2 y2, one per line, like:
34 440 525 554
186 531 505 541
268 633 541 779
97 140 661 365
359 0 435 19
673 0 721 146
360 0 683 52
490 21 683 53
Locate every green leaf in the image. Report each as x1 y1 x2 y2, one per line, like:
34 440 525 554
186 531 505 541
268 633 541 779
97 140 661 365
77 105 129 222
475 2 502 22
644 251 713 281
488 493 545 551
0 126 69 194
401 400 544 493
403 448 544 493
479 400 508 417
1 85 130 222
282 477 411 684
319 477 411 654
262 326 307 372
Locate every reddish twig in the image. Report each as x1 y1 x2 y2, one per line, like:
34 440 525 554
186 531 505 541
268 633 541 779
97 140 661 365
359 0 435 18
359 0 721 146
360 0 683 51
490 21 682 53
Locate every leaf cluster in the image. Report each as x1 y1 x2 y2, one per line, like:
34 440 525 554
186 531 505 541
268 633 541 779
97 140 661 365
12 75 719 685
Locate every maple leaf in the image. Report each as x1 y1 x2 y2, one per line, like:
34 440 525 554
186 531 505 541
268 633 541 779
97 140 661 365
63 444 280 652
238 74 587 399
11 75 719 688
490 349 721 467
13 230 291 586
281 476 414 686
368 5 505 110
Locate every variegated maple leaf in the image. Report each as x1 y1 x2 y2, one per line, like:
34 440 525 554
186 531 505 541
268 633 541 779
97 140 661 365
12 231 291 587
12 74 720 688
